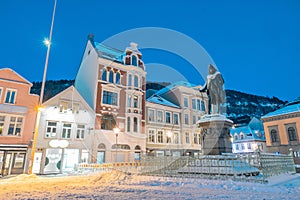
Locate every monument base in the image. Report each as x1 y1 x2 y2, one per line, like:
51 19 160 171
197 114 233 155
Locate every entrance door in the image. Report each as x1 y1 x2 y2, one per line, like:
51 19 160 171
3 153 12 176
97 151 105 164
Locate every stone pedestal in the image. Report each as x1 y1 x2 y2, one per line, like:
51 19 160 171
197 114 233 155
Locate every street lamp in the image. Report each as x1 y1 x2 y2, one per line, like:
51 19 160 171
28 0 57 174
166 130 173 156
113 127 120 163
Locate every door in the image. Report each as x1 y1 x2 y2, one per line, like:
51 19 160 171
3 153 12 176
96 151 105 164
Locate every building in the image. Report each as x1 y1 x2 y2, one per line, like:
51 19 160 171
75 34 146 163
261 98 300 166
231 117 266 154
32 86 95 174
146 81 208 157
0 68 39 176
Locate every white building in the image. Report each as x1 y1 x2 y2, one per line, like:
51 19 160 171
231 117 266 154
32 86 95 174
146 81 208 157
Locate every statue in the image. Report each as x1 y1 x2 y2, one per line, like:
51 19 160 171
200 64 225 114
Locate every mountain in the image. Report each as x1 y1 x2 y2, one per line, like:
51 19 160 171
30 80 287 124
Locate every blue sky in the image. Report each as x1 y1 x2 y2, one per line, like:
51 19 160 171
0 0 299 101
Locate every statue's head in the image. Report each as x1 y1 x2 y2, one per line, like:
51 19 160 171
208 64 217 74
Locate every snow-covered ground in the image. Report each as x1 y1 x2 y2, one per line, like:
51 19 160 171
0 171 299 199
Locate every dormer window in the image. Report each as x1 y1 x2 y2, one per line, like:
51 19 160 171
59 101 68 113
102 69 107 81
109 70 114 83
132 55 138 66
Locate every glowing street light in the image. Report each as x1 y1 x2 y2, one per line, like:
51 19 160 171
28 0 57 174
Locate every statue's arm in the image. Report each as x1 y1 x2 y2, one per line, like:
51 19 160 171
199 82 207 92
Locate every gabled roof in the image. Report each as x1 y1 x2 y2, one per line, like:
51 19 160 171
43 85 94 114
147 94 181 109
262 101 300 118
94 42 124 63
0 68 32 86
231 117 265 141
155 81 197 96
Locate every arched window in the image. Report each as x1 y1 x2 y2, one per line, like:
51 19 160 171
101 114 116 130
135 145 141 150
288 127 297 141
109 70 114 83
234 134 238 141
270 129 279 143
240 133 244 140
132 55 138 66
98 143 106 149
128 74 132 86
134 75 139 87
102 69 107 81
127 117 131 132
116 72 121 84
133 117 138 132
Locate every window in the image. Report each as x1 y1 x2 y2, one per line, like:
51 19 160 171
241 143 245 150
102 91 118 106
185 132 190 143
166 112 171 123
197 99 201 111
201 100 206 111
133 95 138 108
46 121 57 138
157 110 163 122
133 117 138 132
148 130 155 143
109 70 114 83
134 75 139 87
288 127 297 141
116 72 121 84
7 116 23 136
148 109 155 122
76 124 85 139
184 97 188 108
193 133 198 144
128 74 132 86
0 87 2 102
198 133 201 145
173 113 179 125
101 114 116 130
5 89 16 104
59 101 68 113
184 114 189 125
127 117 131 132
235 144 239 150
127 95 131 107
234 134 238 141
166 133 171 143
72 103 80 114
192 99 197 110
192 115 197 125
240 133 244 140
247 143 251 150
174 132 179 144
270 129 279 143
157 131 163 143
62 123 72 139
102 69 107 81
0 116 5 135
132 55 138 66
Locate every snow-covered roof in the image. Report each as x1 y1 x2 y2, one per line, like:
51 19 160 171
262 102 300 118
155 81 196 96
94 42 124 63
147 94 180 108
231 117 265 141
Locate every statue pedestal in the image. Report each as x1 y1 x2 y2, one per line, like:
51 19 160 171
197 114 233 155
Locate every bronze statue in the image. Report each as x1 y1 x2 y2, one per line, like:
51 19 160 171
200 64 225 114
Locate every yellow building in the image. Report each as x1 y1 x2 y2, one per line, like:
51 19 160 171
261 98 300 167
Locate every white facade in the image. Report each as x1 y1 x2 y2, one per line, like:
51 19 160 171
33 86 95 174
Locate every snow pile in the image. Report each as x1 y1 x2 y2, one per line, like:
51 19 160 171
90 170 135 184
5 174 38 182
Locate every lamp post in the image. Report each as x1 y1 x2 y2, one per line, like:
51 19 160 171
113 127 120 163
28 0 57 174
166 130 173 156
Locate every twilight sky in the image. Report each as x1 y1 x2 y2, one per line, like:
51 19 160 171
0 0 299 101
